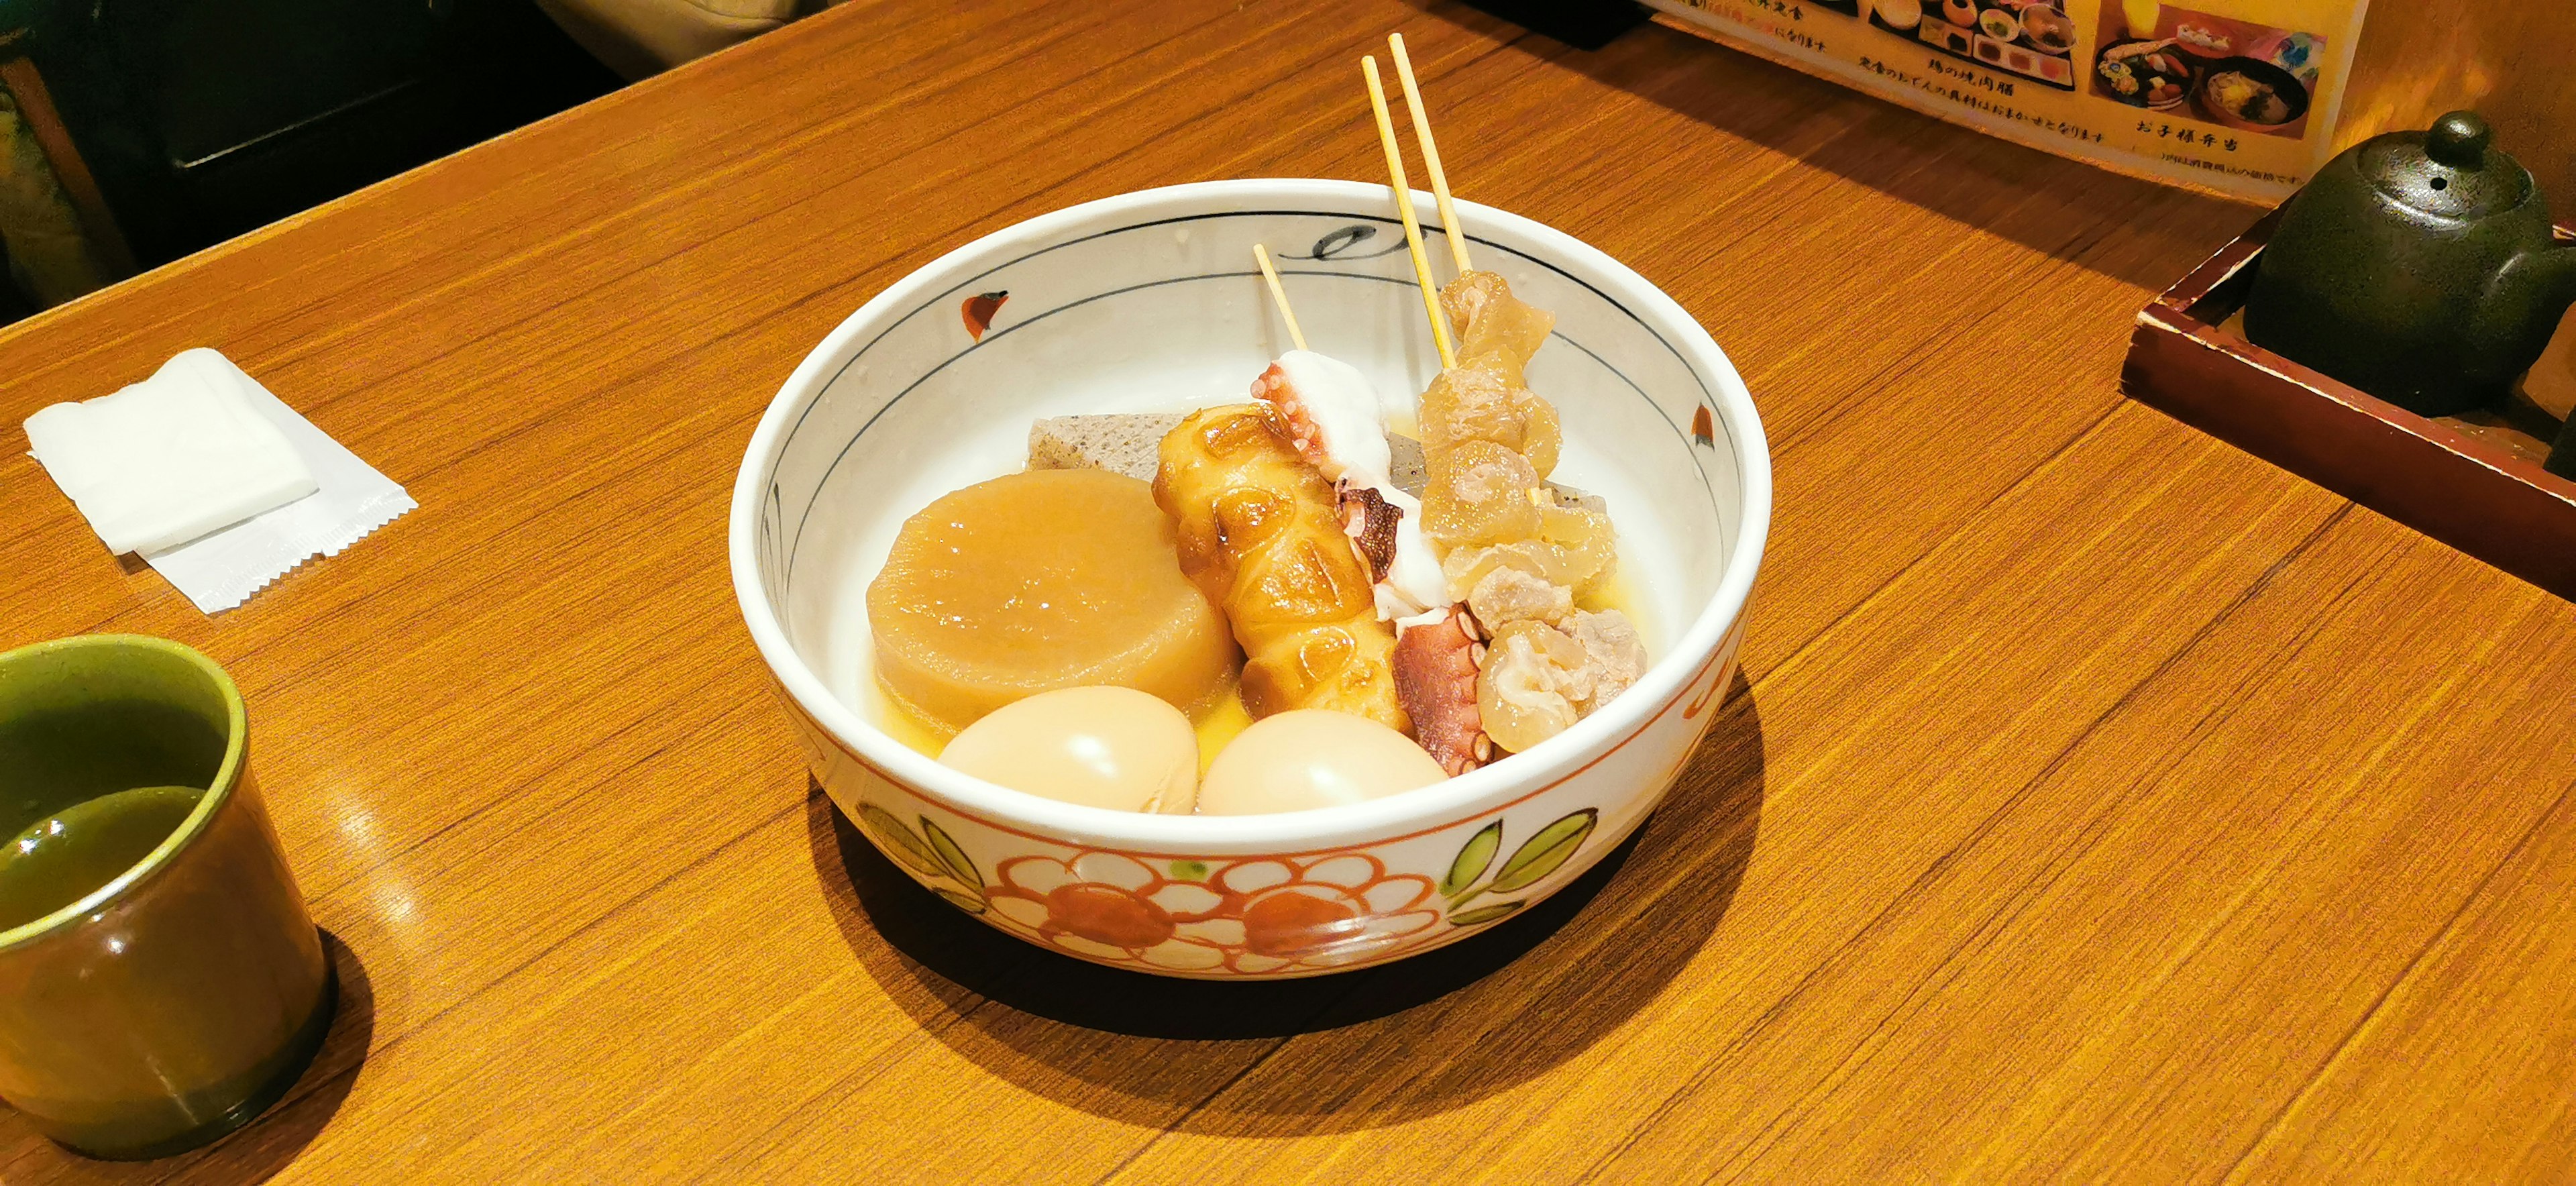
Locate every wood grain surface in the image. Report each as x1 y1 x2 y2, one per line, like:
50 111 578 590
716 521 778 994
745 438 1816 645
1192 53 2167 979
2341 0 2576 205
1 2 2569 1181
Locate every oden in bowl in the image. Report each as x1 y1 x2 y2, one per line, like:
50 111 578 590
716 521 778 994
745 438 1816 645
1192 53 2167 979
730 180 1768 979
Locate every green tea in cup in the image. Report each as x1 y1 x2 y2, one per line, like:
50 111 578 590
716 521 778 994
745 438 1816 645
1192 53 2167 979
0 635 333 1160
0 785 205 928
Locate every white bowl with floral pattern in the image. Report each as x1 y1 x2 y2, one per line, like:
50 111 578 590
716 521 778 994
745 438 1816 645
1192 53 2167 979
731 180 1768 979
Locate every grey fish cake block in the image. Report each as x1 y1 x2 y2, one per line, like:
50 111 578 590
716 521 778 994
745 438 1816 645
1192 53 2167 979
1026 413 1185 481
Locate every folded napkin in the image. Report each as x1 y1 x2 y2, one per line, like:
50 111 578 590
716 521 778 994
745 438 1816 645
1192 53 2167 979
25 348 416 613
26 349 317 555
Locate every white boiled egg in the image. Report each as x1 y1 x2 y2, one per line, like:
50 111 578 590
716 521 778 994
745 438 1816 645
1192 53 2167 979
939 686 1198 814
1198 710 1449 815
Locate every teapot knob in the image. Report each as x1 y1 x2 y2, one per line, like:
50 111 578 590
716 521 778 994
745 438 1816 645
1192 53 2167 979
2426 111 2490 168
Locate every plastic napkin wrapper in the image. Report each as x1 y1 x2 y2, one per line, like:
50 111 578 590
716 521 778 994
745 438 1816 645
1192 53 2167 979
23 347 416 612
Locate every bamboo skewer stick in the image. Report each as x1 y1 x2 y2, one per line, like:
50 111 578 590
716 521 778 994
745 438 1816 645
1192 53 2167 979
1388 34 1471 277
1251 243 1307 352
1363 54 1456 371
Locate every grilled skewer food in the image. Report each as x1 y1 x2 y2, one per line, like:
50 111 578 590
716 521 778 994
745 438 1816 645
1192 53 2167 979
1248 349 1449 628
1152 403 1411 733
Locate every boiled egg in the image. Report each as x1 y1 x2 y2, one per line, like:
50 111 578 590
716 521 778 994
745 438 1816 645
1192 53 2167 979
1198 709 1449 815
939 686 1198 813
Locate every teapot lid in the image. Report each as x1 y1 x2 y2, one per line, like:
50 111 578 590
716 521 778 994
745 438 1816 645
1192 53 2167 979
2359 111 2532 219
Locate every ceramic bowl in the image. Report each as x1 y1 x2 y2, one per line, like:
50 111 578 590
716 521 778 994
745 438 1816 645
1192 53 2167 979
1872 0 1923 32
2193 56 2309 131
2021 5 2076 54
729 179 1769 979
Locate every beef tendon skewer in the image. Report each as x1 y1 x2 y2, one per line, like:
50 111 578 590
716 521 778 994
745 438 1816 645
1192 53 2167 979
1385 39 1650 763
1364 54 1456 370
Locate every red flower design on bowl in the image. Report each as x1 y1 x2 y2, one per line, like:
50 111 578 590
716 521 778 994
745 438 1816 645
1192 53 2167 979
986 851 1441 975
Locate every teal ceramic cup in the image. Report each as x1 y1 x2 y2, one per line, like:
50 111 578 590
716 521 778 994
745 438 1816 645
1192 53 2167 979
0 635 332 1159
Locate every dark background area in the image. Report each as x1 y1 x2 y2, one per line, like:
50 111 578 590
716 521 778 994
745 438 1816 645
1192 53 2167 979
0 0 620 319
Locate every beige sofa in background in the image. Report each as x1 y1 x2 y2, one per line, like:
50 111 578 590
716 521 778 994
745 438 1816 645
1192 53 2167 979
536 0 839 79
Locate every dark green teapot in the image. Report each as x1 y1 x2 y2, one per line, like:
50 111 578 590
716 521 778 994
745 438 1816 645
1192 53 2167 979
2247 111 2576 418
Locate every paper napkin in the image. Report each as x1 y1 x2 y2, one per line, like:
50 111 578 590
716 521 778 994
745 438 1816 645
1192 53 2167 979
25 349 316 555
24 348 416 613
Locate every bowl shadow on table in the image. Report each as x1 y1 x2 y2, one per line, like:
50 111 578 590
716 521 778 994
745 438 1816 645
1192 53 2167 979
0 930 374 1185
1417 3 2249 290
808 672 1764 1131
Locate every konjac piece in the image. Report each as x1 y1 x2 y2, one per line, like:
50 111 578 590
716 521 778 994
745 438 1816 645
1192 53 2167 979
867 468 1237 735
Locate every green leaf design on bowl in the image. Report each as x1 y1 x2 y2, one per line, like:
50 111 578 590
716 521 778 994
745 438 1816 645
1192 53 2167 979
857 803 947 881
931 887 987 915
1489 809 1598 894
920 816 983 894
1442 820 1503 898
1448 901 1525 927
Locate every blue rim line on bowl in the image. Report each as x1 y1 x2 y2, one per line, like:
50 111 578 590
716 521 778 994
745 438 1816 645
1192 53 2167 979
782 264 1727 598
772 205 1735 596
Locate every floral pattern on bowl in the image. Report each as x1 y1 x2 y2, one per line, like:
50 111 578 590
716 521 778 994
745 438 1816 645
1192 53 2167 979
855 800 1605 975
784 622 1739 980
990 851 1441 975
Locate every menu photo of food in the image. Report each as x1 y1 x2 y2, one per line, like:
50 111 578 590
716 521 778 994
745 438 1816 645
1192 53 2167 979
1860 0 2080 91
2090 4 2322 138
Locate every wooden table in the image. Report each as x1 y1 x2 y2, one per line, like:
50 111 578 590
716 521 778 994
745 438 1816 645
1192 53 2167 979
5 3 2571 1181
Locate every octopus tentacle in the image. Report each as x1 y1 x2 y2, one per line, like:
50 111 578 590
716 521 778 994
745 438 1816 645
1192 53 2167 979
1338 486 1401 582
1251 364 1332 472
1393 606 1485 777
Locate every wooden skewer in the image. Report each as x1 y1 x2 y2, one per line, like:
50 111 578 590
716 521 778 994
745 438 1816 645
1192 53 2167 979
1251 244 1307 352
1363 54 1456 371
1388 34 1471 276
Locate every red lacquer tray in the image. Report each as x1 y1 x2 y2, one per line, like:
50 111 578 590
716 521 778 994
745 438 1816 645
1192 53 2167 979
2122 211 2576 600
